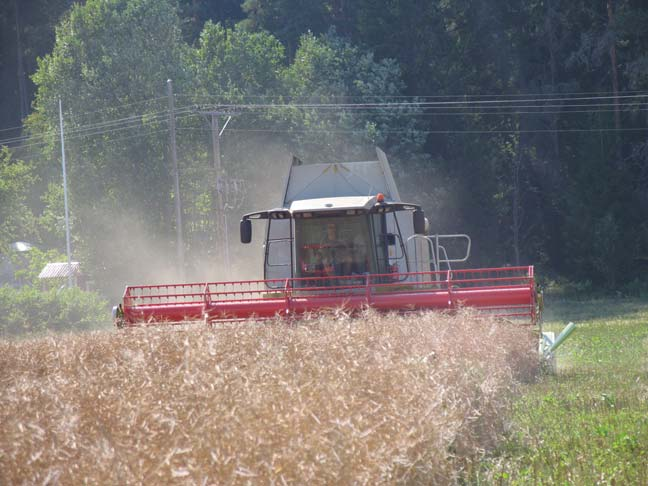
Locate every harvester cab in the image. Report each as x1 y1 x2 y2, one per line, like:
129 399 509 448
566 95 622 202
241 148 469 287
241 194 427 286
115 148 539 327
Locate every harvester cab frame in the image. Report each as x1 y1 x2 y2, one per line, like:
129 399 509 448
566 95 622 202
240 194 426 287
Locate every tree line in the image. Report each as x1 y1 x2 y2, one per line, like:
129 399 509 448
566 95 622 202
1 0 647 298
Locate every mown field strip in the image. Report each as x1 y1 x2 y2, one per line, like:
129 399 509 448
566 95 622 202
0 310 537 484
475 298 648 484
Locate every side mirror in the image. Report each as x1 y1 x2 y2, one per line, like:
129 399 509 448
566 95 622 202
240 219 252 243
413 209 426 235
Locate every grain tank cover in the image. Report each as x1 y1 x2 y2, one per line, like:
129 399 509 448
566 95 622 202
282 147 401 207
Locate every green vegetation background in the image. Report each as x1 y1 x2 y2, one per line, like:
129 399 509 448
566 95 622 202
1 0 648 307
475 297 648 484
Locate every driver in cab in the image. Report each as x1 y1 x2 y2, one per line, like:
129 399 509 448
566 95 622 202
319 223 359 276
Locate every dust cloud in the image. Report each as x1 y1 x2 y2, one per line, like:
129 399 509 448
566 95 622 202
86 135 458 301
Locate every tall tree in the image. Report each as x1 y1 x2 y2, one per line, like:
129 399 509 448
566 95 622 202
178 0 246 42
0 0 73 130
0 147 38 249
27 0 190 295
183 22 287 276
240 0 329 56
281 30 426 164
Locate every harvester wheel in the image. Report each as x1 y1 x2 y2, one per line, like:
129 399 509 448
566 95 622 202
112 304 126 329
536 289 544 323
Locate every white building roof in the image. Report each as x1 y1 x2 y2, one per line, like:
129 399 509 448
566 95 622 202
38 262 81 279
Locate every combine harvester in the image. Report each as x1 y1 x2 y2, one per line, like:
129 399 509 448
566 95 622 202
114 148 540 328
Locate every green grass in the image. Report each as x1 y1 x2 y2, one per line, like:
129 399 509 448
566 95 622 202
474 296 648 484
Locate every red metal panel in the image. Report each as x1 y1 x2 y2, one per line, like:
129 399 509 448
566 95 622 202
118 266 537 326
123 303 204 326
206 298 287 320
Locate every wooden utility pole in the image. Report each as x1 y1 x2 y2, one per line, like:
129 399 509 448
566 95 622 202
167 79 185 280
202 110 232 275
58 99 74 288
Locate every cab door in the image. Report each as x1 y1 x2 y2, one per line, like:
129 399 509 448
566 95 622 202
370 212 408 277
264 218 293 287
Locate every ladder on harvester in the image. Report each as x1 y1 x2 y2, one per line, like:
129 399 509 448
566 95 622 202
406 233 471 275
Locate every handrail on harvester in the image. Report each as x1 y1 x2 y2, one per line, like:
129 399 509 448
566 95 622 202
117 265 538 328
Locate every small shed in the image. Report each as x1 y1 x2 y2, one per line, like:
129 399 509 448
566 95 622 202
38 262 82 288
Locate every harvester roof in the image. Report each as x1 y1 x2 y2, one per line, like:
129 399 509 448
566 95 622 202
289 195 378 213
242 197 420 221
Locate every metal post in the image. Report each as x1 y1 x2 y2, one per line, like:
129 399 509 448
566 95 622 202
208 111 231 277
58 99 73 288
167 79 185 280
210 114 225 242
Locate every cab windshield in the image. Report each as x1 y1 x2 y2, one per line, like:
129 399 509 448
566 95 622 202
295 215 374 279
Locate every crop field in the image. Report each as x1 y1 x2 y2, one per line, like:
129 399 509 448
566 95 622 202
475 297 648 484
0 310 537 484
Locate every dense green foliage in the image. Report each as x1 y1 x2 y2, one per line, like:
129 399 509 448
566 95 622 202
1 0 648 297
0 246 109 336
0 147 38 249
0 286 109 337
476 298 648 483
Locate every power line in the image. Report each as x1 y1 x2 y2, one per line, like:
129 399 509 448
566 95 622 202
4 99 643 146
0 106 198 146
3 89 648 133
0 95 170 133
64 96 169 121
0 124 25 133
8 128 171 159
256 107 648 117
179 126 648 135
178 89 648 101
2 95 648 147
5 128 168 150
6 113 645 149
208 94 648 110
9 118 645 167
221 103 647 117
